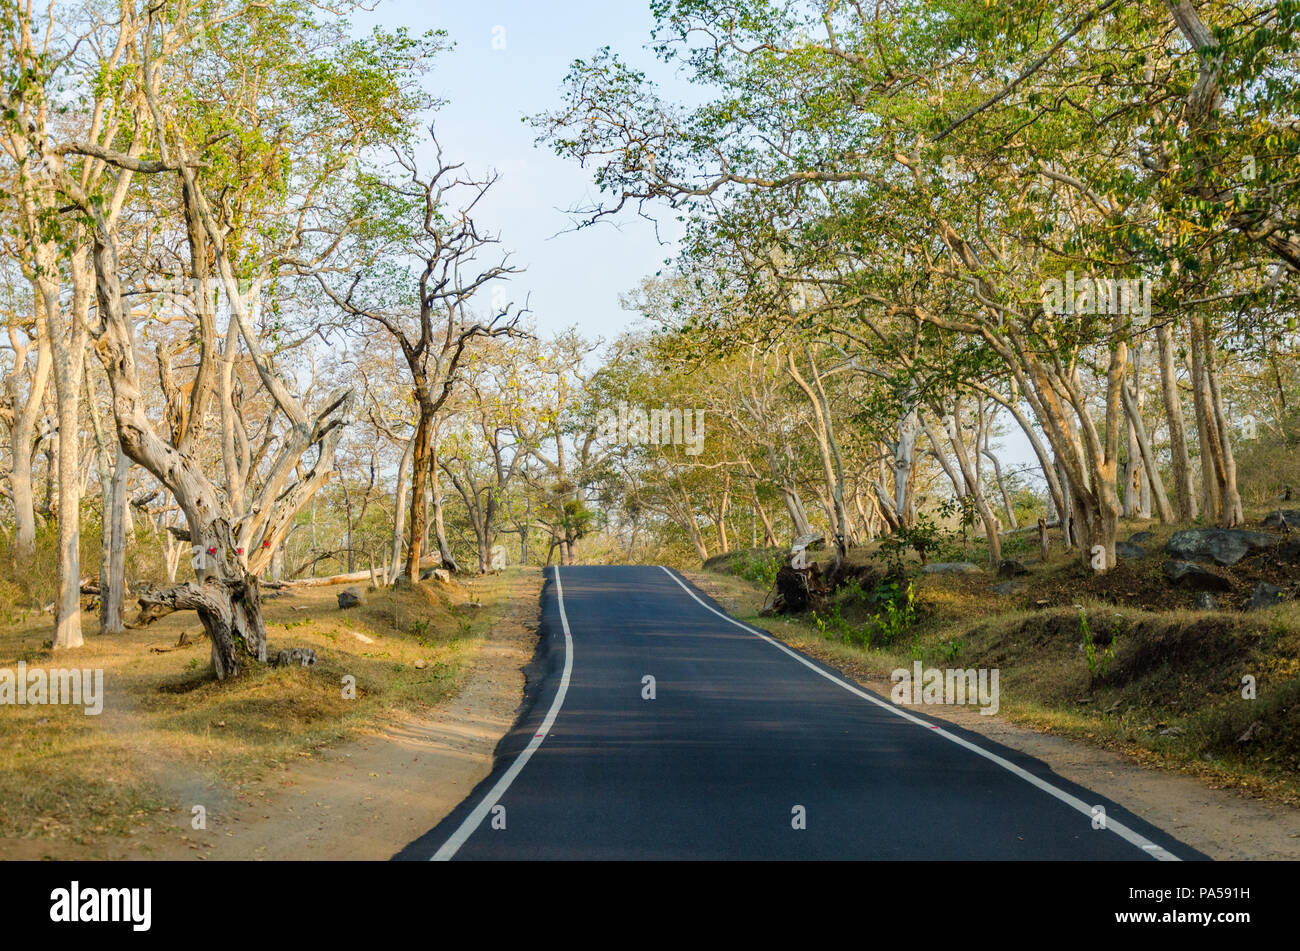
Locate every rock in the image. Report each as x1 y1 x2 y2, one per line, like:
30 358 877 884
275 647 316 668
921 562 983 575
1246 582 1286 611
1115 542 1147 560
489 544 507 571
1192 591 1218 611
349 630 374 645
1128 531 1155 544
992 581 1026 596
1277 540 1300 563
414 659 427 669
1238 720 1262 743
431 568 452 583
1165 528 1279 566
337 586 363 609
1261 509 1300 529
997 559 1028 578
1163 560 1232 592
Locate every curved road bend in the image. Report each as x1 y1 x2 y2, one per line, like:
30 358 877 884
396 565 1205 861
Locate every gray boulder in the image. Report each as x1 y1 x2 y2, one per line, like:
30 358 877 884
992 581 1026 596
1163 560 1233 592
921 562 983 575
1262 509 1300 530
1165 529 1279 566
997 559 1029 578
1115 541 1147 560
337 586 363 609
1192 591 1218 610
1128 531 1156 544
275 647 317 668
1246 582 1286 611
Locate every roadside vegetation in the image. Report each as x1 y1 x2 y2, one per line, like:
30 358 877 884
0 568 541 851
698 504 1300 804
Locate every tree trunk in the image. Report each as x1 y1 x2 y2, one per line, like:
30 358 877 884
100 445 129 634
405 409 432 582
6 315 51 563
1197 314 1245 526
42 254 89 650
1121 375 1175 524
1156 322 1197 521
430 442 459 572
388 434 414 584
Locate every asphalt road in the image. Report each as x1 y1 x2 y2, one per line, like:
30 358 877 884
396 565 1204 861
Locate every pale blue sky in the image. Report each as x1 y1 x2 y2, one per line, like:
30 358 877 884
355 0 689 341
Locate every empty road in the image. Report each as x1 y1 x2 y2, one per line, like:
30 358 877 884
396 565 1203 861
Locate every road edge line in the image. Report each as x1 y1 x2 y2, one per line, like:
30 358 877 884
428 565 575 861
659 565 1181 862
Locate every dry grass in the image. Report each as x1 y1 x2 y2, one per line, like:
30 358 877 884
0 568 541 849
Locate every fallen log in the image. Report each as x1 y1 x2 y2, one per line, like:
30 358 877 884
285 568 375 587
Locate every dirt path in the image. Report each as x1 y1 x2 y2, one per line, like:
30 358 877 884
685 570 1300 861
132 577 541 861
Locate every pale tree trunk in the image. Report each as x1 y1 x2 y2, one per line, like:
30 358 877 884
751 487 777 546
86 369 129 634
1156 322 1197 521
785 347 849 559
934 408 1002 565
5 316 52 562
101 445 129 634
780 485 813 537
388 434 414 583
1121 372 1175 524
41 247 91 650
712 477 732 554
1054 456 1075 547
1124 406 1141 518
1191 355 1221 519
430 437 459 572
1187 314 1242 525
1136 351 1152 518
1196 314 1245 526
892 404 919 527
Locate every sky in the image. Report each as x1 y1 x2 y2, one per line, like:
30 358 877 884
354 0 690 344
352 1 1042 487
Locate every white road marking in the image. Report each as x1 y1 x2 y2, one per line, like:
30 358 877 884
659 566 1181 862
429 566 575 861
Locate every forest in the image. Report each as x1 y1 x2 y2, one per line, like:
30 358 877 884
1 0 1297 682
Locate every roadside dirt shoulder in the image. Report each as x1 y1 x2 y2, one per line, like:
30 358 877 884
136 574 541 861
